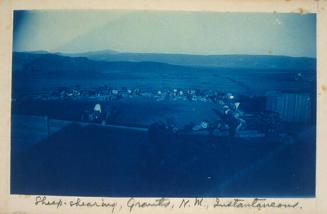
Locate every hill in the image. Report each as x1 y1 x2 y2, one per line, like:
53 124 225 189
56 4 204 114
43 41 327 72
66 50 316 71
12 52 316 95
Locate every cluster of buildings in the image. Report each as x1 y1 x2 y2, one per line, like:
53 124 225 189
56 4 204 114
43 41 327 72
42 86 231 104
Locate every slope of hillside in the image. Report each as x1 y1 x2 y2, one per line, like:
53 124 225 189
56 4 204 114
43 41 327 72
12 52 316 95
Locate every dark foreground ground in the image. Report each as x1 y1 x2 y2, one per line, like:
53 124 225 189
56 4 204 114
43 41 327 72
11 116 315 197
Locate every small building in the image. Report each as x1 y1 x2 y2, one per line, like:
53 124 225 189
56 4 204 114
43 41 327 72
266 92 312 123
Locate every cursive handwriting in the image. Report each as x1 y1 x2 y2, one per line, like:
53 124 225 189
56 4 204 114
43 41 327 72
69 197 117 212
33 196 302 212
127 197 170 212
35 196 63 208
34 196 118 212
214 198 300 210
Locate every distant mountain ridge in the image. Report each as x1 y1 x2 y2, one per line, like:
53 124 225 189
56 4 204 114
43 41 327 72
12 52 196 76
63 50 316 71
19 50 316 71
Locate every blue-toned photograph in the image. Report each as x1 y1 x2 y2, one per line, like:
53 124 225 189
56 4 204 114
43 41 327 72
11 10 316 197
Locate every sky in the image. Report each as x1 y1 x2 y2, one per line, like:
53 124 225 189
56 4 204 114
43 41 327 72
13 10 316 58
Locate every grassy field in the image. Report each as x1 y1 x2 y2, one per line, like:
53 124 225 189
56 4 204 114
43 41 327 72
13 67 315 97
12 97 220 128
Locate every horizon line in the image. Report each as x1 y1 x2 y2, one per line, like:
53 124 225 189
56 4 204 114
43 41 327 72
13 49 317 59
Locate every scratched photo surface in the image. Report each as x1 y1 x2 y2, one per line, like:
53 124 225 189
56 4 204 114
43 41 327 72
11 10 316 197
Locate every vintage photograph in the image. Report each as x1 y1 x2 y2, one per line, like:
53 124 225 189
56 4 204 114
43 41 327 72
11 10 316 197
